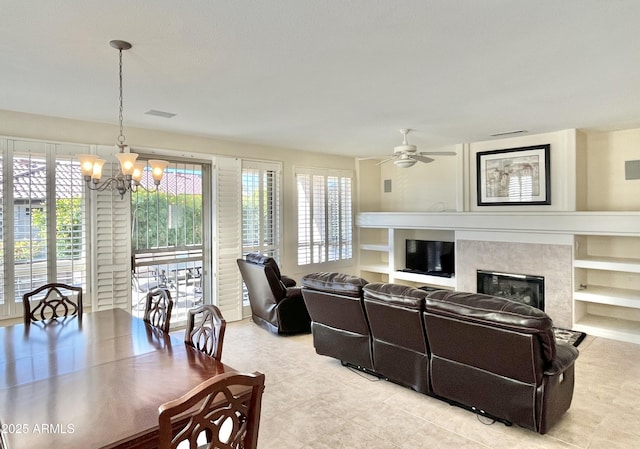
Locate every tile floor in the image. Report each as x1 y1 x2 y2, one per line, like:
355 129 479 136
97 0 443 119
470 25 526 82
205 320 640 449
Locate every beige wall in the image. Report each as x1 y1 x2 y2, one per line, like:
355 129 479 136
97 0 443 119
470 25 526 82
584 128 640 211
357 144 461 212
0 109 358 280
357 129 582 213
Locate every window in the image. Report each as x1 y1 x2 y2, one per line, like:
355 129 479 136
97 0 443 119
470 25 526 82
242 161 281 258
1 138 87 317
241 161 282 308
296 168 353 265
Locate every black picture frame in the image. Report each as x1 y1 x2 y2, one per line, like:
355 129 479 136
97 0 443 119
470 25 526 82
476 144 551 206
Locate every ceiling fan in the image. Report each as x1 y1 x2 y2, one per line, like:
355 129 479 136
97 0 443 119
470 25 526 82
377 129 456 168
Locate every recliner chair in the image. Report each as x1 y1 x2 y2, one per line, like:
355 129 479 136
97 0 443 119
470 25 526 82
237 253 311 334
423 290 579 433
363 283 431 394
301 272 373 370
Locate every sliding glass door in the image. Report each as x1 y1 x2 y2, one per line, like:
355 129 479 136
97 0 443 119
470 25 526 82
131 159 211 328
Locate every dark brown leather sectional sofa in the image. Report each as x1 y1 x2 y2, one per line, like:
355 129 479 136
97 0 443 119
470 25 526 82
300 272 579 434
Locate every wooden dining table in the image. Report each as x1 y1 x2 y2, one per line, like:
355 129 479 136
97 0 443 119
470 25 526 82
0 308 234 448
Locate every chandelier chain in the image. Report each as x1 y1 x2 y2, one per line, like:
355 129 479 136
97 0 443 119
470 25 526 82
118 48 125 146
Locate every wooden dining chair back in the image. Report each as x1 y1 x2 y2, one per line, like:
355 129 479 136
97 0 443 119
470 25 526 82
143 288 174 333
185 304 226 360
23 283 83 325
158 371 266 449
0 419 8 449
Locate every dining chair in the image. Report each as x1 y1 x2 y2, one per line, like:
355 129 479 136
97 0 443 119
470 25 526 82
184 304 226 360
143 288 174 333
158 371 265 449
22 283 83 325
0 420 8 449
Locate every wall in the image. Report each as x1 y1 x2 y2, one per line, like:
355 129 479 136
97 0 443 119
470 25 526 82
584 128 640 211
0 109 358 281
358 144 461 212
358 129 579 213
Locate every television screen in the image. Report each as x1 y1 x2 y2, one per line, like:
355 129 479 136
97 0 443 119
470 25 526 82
405 239 455 277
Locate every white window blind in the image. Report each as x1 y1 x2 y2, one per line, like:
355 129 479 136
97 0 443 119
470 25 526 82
215 157 243 321
91 151 131 311
241 161 281 259
296 167 353 266
0 138 88 318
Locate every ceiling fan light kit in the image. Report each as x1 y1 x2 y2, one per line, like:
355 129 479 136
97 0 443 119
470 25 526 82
394 158 417 168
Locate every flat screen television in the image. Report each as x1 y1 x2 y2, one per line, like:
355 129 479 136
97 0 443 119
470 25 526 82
404 239 455 277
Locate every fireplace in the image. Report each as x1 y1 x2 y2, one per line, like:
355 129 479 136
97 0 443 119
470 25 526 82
476 270 545 311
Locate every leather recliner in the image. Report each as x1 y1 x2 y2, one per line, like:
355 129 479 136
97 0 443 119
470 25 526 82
423 290 579 433
301 272 373 370
237 253 310 335
363 283 431 394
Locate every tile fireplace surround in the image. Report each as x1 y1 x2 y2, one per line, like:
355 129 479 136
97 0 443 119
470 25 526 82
456 240 573 329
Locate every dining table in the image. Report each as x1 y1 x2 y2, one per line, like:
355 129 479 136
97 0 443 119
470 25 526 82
0 308 234 448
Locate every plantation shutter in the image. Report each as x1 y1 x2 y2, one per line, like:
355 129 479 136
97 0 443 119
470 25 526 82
215 157 243 321
90 147 131 311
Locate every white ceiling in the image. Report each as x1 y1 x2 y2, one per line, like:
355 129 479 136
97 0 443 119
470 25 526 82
3 1 640 157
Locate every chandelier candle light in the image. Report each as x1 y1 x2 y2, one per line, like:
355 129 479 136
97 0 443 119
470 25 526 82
78 40 168 199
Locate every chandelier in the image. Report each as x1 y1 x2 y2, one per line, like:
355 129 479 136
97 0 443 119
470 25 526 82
78 40 168 199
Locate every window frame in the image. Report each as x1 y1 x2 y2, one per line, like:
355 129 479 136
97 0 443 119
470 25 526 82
295 166 354 268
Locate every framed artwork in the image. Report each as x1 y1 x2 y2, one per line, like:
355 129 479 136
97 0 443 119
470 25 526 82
476 144 550 206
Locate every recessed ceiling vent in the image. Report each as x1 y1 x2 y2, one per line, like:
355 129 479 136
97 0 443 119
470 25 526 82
489 130 528 137
145 109 176 118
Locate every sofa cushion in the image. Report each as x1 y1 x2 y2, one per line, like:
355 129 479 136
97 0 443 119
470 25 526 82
301 272 368 298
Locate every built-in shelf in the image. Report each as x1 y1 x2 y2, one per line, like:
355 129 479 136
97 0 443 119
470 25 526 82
360 243 390 252
392 270 456 288
574 256 640 273
359 264 390 275
574 286 640 309
574 314 640 345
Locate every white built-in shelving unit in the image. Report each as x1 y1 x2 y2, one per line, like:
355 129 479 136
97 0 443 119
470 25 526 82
573 235 640 344
357 211 640 344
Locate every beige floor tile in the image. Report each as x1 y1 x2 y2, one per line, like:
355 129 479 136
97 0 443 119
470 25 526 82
189 318 640 449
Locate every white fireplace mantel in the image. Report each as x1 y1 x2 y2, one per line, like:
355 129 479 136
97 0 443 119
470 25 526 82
356 211 640 237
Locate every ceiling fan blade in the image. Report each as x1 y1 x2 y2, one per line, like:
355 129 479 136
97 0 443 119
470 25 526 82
357 156 385 161
376 157 396 165
411 154 434 163
419 151 456 156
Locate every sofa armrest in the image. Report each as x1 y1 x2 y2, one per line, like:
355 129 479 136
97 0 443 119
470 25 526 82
544 343 579 376
280 286 303 301
281 275 297 288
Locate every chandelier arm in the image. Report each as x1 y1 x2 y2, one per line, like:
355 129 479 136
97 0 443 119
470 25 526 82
131 183 159 194
84 176 130 193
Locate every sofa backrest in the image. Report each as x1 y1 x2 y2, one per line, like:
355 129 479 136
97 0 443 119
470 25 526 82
424 290 556 385
245 252 284 280
300 272 369 335
363 283 431 393
363 283 429 355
